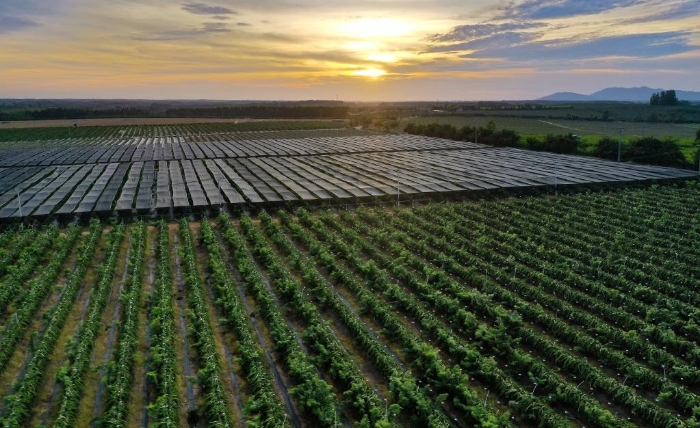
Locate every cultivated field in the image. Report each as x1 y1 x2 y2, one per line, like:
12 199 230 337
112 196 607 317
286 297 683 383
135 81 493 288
0 184 699 427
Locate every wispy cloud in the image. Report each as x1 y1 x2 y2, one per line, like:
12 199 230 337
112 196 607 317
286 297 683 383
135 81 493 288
0 15 38 34
133 22 231 41
461 32 695 61
622 0 700 23
496 0 644 20
181 2 237 16
428 22 546 43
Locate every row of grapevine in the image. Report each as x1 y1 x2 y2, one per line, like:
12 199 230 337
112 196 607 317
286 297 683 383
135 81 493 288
177 218 234 428
147 221 179 428
101 222 147 427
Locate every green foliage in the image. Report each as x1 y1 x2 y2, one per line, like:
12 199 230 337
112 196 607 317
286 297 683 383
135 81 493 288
54 225 126 428
624 137 689 167
592 137 619 161
650 90 679 106
525 134 579 154
148 221 179 428
101 223 147 428
406 119 691 167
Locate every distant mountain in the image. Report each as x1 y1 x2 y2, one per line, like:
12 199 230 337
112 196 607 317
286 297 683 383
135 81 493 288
538 86 700 102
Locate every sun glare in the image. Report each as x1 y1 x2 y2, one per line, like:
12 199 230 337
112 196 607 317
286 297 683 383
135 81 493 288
345 41 377 51
339 18 412 39
352 68 387 78
367 53 396 63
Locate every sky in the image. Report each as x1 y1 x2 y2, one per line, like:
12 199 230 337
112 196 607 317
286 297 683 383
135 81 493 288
1 0 699 101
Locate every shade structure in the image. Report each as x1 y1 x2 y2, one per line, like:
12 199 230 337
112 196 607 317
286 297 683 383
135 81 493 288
0 129 695 218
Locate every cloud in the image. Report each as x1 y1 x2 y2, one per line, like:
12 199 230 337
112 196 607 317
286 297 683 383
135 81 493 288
0 15 38 34
462 32 696 61
181 2 237 16
428 31 540 54
497 0 644 20
622 0 700 23
429 22 546 43
133 21 231 41
236 22 251 27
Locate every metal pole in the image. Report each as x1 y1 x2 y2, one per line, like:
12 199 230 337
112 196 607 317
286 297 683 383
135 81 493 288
617 126 625 162
395 170 400 207
16 188 22 227
217 173 222 208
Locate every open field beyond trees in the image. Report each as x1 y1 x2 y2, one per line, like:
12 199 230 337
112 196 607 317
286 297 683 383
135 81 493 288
400 116 700 141
0 184 699 427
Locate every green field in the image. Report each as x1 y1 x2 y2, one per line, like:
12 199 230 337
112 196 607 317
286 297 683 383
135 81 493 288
401 115 700 162
400 115 699 140
0 183 699 427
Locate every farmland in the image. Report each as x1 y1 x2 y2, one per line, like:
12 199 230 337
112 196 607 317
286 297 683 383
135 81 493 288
0 183 698 427
0 120 699 427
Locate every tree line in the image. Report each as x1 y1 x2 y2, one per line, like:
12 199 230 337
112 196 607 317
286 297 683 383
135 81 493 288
163 105 349 119
0 105 349 121
649 90 692 106
404 121 695 168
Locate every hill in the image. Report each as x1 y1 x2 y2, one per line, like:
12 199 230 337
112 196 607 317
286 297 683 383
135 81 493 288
539 86 700 102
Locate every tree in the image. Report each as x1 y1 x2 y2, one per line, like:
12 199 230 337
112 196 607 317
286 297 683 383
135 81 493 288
650 90 679 106
592 137 619 161
696 128 700 141
624 137 687 167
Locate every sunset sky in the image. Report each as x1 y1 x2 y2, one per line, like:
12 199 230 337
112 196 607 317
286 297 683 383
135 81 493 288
1 0 699 100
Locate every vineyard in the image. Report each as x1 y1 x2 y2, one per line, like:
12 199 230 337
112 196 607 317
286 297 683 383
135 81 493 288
0 183 698 427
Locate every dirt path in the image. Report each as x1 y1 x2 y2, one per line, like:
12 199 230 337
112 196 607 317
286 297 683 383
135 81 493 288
171 231 199 425
537 119 609 135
